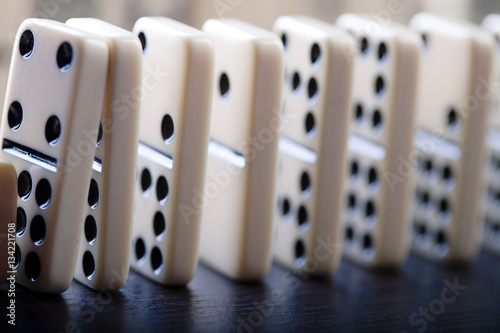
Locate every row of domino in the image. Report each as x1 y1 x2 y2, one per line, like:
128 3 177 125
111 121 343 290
0 12 499 293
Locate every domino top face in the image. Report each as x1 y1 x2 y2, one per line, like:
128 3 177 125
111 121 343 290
410 13 493 145
66 18 142 290
336 14 420 267
131 17 214 285
199 19 284 280
0 19 108 292
0 160 17 284
203 19 283 152
409 13 494 262
275 16 355 151
2 19 107 161
134 17 213 156
337 14 418 147
272 16 355 275
480 14 500 255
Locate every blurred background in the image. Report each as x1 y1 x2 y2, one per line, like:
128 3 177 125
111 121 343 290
0 0 499 106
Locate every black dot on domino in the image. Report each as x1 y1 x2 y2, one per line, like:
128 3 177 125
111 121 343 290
375 76 385 97
153 211 166 238
421 192 430 205
14 244 21 270
365 201 376 219
354 103 363 122
363 234 373 250
85 215 97 244
421 33 428 49
82 251 96 280
141 168 152 192
294 239 305 260
292 72 301 92
30 215 46 246
219 72 230 98
304 112 316 136
150 247 163 274
360 37 369 55
57 42 73 72
436 231 447 246
424 159 433 174
35 179 52 209
25 252 41 281
348 194 356 210
368 167 378 186
307 78 318 100
350 161 359 178
17 207 27 236
138 32 146 52
372 110 383 130
135 238 146 261
8 101 23 131
281 33 288 50
297 205 308 227
442 166 453 183
96 122 103 147
281 198 291 217
377 42 388 62
45 115 61 146
345 226 354 242
300 171 311 194
19 30 34 59
416 224 427 236
161 114 174 144
156 176 169 204
447 108 459 130
310 43 321 65
88 179 99 209
18 171 32 200
439 199 450 215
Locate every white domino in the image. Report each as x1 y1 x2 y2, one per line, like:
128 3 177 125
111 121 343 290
199 19 284 280
336 14 420 268
66 18 142 290
272 16 355 275
409 13 494 263
480 14 500 255
0 19 108 292
130 17 214 285
0 160 16 284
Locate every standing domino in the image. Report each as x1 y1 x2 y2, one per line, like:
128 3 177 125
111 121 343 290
130 17 214 285
199 19 284 280
480 14 500 255
336 14 420 267
66 18 142 290
409 13 494 263
0 160 16 284
272 16 355 275
0 19 108 293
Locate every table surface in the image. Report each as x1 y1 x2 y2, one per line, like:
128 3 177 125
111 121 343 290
1 251 499 333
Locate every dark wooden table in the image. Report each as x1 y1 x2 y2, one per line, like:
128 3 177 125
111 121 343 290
1 251 499 333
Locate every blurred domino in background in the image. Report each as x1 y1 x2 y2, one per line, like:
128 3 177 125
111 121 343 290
480 14 500 256
337 14 420 268
409 13 494 263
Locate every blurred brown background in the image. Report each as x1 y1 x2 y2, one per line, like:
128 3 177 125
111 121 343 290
0 0 499 107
